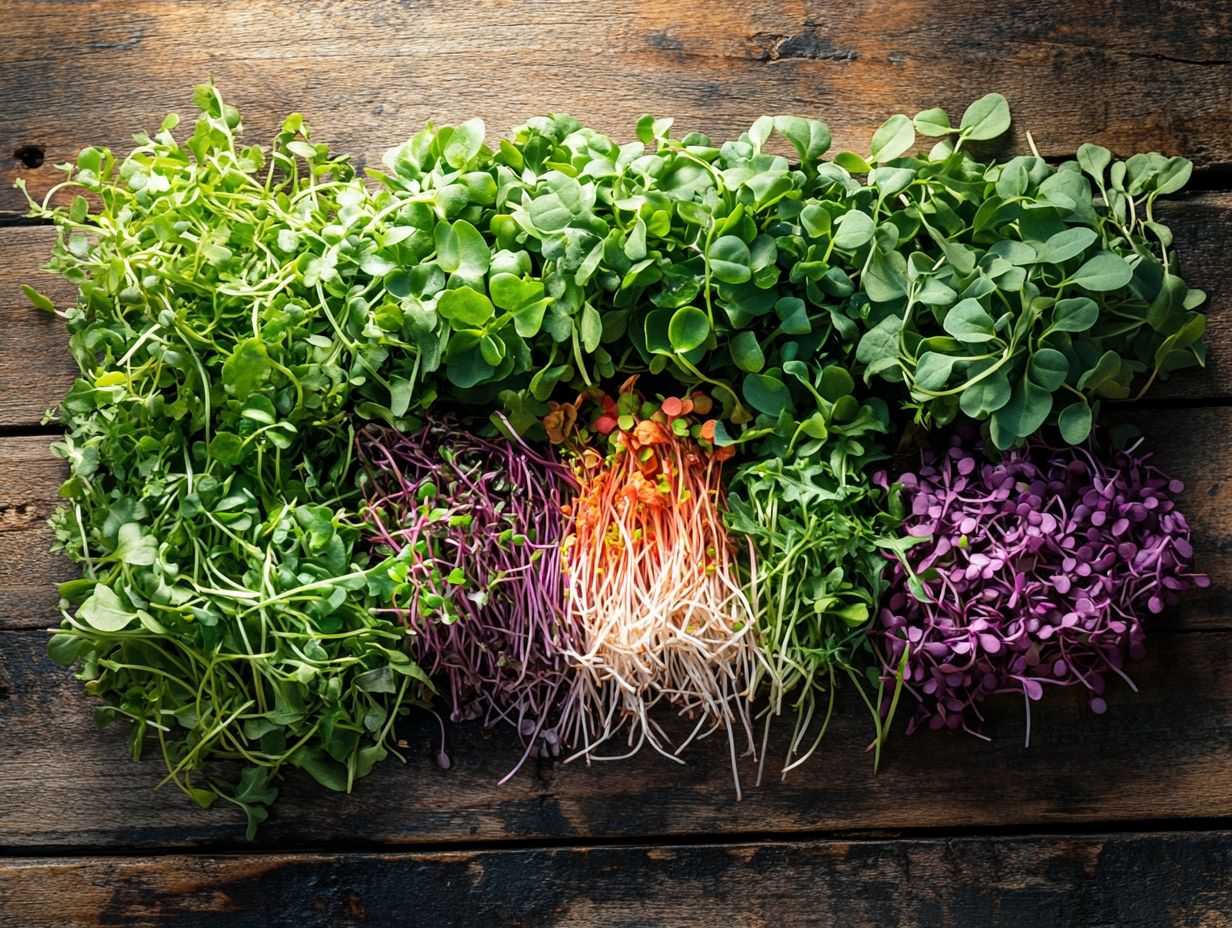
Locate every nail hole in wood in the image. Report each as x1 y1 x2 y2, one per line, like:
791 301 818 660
14 145 45 169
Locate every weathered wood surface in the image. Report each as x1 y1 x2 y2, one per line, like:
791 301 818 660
2 192 1232 427
0 227 76 429
3 0 1232 923
2 832 1230 928
2 0 1232 216
3 625 1231 849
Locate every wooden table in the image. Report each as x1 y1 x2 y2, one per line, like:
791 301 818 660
2 2 1231 924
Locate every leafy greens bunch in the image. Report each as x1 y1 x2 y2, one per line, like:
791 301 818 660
22 84 1210 829
724 393 916 778
369 92 1203 454
24 87 432 837
875 430 1208 737
849 97 1205 448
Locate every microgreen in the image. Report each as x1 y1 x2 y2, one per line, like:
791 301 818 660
848 97 1205 449
356 420 578 778
725 395 920 777
21 85 1212 820
875 430 1209 740
551 385 757 793
30 86 431 836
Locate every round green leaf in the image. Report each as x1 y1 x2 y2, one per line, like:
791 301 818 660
708 236 752 284
1069 253 1133 292
870 114 915 163
959 369 1012 417
818 365 855 401
1036 227 1097 264
742 372 792 417
78 585 136 633
730 331 765 372
913 107 953 137
1058 399 1093 444
991 378 1052 445
942 298 996 343
479 333 506 366
668 307 711 352
913 352 956 391
115 523 158 567
832 211 875 251
959 92 1011 141
1050 297 1099 333
437 286 494 328
1028 348 1069 391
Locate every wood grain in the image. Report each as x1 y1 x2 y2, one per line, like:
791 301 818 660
3 831 1231 927
0 227 77 428
3 625 1231 849
2 0 1231 214
0 435 74 628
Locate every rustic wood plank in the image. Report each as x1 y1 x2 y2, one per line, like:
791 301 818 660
0 436 74 628
1 404 1226 633
0 192 1229 430
2 625 1230 849
2 831 1230 927
0 227 76 428
2 0 1230 214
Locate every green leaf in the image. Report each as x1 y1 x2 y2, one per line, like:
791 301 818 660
834 152 872 174
731 331 765 372
708 236 752 284
774 116 831 162
1036 227 1097 264
818 365 855 401
48 633 88 665
115 522 158 566
1076 143 1111 181
991 378 1052 446
668 306 710 352
1069 253 1132 292
389 377 413 418
832 211 875 250
1028 347 1069 390
1077 349 1123 395
855 315 903 381
959 369 1012 417
78 585 135 632
913 107 953 137
451 219 491 278
1050 297 1099 333
743 372 792 416
914 352 956 390
444 118 485 169
864 249 908 302
1058 399 1093 444
774 296 811 335
21 284 56 314
942 298 996 343
209 431 245 466
870 114 915 162
959 92 1011 141
437 287 494 327
580 303 602 353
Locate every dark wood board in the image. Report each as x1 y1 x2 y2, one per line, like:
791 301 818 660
2 0 1232 923
3 831 1231 928
2 0 1232 216
3 625 1231 850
